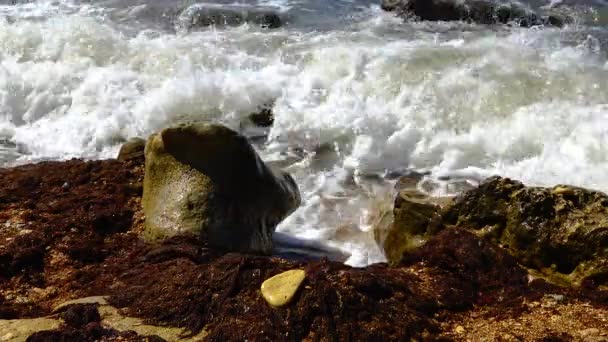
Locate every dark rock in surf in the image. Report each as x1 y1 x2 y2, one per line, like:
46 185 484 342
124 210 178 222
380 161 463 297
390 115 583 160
142 123 300 254
178 4 283 30
248 106 275 127
381 0 568 27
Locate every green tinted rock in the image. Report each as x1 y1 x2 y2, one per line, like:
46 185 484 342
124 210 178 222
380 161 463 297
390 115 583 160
383 189 443 265
442 176 608 286
142 123 300 254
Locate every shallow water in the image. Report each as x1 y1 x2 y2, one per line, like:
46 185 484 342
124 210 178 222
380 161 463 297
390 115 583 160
1 0 607 265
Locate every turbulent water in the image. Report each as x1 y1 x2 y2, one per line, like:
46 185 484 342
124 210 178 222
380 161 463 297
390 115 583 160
1 0 607 266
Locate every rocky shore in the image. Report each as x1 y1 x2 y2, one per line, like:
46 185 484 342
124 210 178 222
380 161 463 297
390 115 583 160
0 126 607 341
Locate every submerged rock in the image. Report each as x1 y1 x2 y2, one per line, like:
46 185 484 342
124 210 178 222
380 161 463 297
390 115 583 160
178 4 282 30
442 176 608 285
261 269 306 307
142 123 300 254
381 0 567 27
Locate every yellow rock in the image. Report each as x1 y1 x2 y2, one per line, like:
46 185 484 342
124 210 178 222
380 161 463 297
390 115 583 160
261 269 306 307
455 325 465 334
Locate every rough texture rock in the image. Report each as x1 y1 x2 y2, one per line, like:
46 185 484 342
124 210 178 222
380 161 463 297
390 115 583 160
442 176 608 285
178 4 282 30
261 269 306 307
117 137 146 162
142 123 300 254
0 317 60 342
381 0 567 27
383 189 443 264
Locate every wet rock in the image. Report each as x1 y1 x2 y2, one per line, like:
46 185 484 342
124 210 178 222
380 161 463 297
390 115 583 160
383 189 443 264
142 123 300 254
248 106 274 128
381 0 567 27
261 269 306 307
442 176 608 285
178 4 282 30
117 137 146 161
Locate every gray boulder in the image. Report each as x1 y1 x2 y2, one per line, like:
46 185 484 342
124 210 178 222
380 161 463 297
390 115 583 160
142 123 300 254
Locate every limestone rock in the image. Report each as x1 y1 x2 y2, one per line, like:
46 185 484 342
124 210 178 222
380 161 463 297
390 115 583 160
0 317 60 342
117 137 146 161
261 269 306 307
442 176 608 285
142 123 300 254
1 296 205 342
382 189 444 264
53 296 109 312
381 0 567 27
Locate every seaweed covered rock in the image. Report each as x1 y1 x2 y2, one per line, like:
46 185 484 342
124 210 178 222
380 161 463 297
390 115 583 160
142 123 300 254
381 0 567 27
107 237 440 340
107 228 580 340
401 228 529 309
442 176 608 285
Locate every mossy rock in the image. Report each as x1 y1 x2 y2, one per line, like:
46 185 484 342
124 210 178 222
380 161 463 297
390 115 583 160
383 189 444 265
442 176 608 286
142 123 300 254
